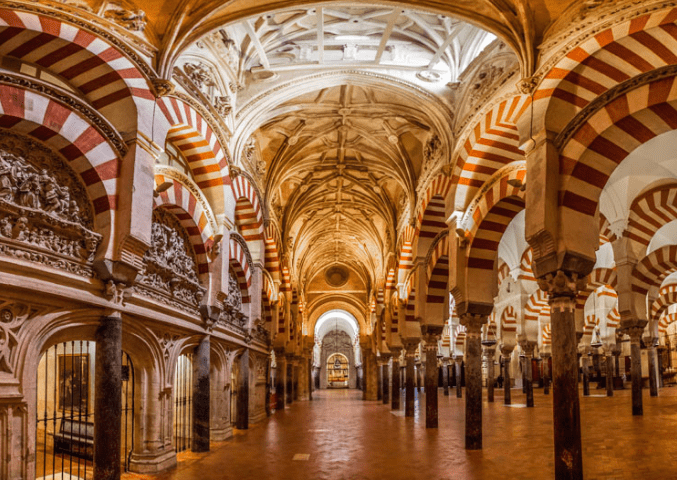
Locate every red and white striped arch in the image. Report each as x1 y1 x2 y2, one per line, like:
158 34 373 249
231 176 264 242
598 213 616 245
417 172 453 232
229 238 252 304
264 222 281 280
397 226 417 285
280 265 291 293
542 324 552 348
405 286 416 323
632 245 677 295
583 314 598 339
606 306 621 330
658 312 677 334
519 247 536 282
536 6 677 134
0 8 152 131
559 76 677 219
454 325 467 350
627 183 677 253
453 96 529 209
418 194 447 242
576 267 617 311
501 305 518 334
154 174 214 275
0 85 119 223
525 290 550 323
466 179 526 271
650 282 677 321
497 260 510 287
159 97 229 199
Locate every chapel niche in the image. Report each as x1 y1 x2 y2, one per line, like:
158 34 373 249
135 208 206 311
0 131 101 277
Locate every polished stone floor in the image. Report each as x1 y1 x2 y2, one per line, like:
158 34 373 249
124 385 677 480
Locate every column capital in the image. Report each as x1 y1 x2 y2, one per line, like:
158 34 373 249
500 345 514 358
402 340 419 356
519 340 536 357
484 348 496 358
460 313 487 335
537 270 588 300
421 324 444 345
454 356 463 363
623 323 647 344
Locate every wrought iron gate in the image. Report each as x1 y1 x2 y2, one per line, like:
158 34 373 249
35 342 135 479
173 353 193 453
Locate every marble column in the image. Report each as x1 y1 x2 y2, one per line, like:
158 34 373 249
404 342 418 417
422 326 443 429
377 364 383 401
627 326 645 416
613 346 622 389
95 313 122 480
391 349 401 410
381 354 391 405
461 314 486 450
521 341 535 407
582 355 590 397
501 346 513 405
366 350 379 401
542 353 551 395
648 339 659 398
192 336 210 451
442 357 450 396
275 350 286 410
485 348 495 403
235 349 249 430
293 361 300 401
285 354 294 405
605 353 614 397
547 274 583 480
308 358 313 401
454 357 463 399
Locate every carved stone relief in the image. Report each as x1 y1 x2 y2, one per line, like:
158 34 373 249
184 62 214 90
0 133 101 276
136 209 205 311
103 5 147 32
219 271 247 331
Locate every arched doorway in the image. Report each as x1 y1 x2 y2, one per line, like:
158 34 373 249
327 353 349 388
35 342 135 478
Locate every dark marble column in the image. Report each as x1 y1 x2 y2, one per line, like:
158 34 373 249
404 342 418 417
454 357 463 398
648 340 658 397
520 341 535 407
235 349 249 430
582 355 590 397
461 314 486 450
285 354 294 405
658 347 664 388
391 349 401 410
275 350 286 410
265 356 272 416
605 354 614 397
94 314 122 480
485 349 495 403
627 326 645 416
594 352 603 389
381 354 391 405
377 364 383 401
613 347 622 389
192 336 210 451
308 358 313 401
501 347 513 405
314 367 321 390
542 353 551 395
547 276 583 480
422 326 443 428
293 363 300 401
442 358 450 396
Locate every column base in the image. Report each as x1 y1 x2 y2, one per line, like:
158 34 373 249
211 425 234 442
128 449 177 474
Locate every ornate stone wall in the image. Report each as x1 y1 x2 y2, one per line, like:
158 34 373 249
319 331 356 389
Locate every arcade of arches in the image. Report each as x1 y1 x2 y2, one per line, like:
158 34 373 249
5 0 677 479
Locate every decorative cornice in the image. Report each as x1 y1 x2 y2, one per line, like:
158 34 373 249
0 73 128 158
554 64 677 151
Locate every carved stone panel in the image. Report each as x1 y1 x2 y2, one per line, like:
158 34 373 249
218 271 247 331
136 209 205 311
0 132 101 276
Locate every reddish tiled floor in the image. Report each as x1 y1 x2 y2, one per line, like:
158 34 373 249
124 386 677 480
